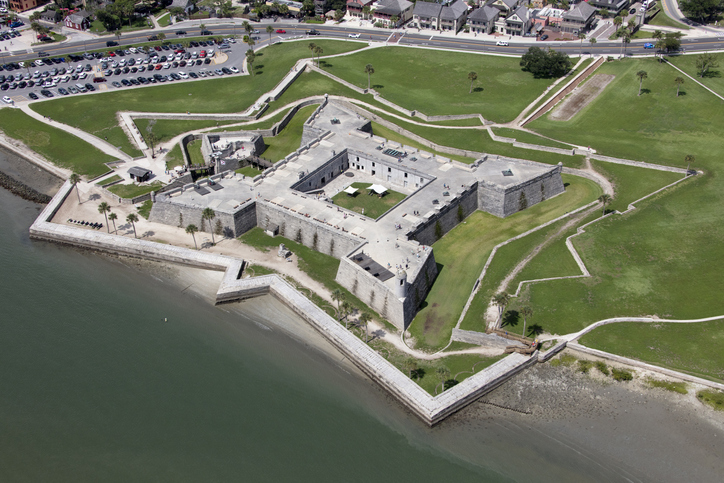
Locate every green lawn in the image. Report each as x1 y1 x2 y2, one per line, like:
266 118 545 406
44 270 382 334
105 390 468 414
235 166 263 177
409 174 602 350
580 320 724 383
590 160 682 212
322 47 558 122
90 18 153 34
185 139 204 166
647 9 691 29
667 53 724 97
156 12 171 27
31 41 364 158
331 182 406 219
137 200 153 219
165 143 184 169
0 109 114 178
135 118 238 145
261 104 319 162
96 174 122 187
107 181 164 199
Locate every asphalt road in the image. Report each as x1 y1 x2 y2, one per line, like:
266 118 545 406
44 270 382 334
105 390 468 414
3 21 724 65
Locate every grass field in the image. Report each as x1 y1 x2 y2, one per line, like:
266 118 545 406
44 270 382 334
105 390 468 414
261 104 319 162
235 166 263 177
331 182 406 219
0 109 114 178
667 53 724 97
492 127 572 149
580 320 724 383
590 160 682 212
185 139 204 165
322 47 558 122
408 174 602 350
30 40 364 160
107 181 163 199
135 118 238 145
647 9 691 29
165 143 184 169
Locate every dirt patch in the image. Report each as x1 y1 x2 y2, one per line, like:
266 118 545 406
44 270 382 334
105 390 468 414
550 74 616 121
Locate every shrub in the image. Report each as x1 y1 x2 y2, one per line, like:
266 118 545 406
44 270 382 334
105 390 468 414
611 368 633 381
697 390 724 411
578 360 593 373
551 353 577 367
646 378 688 394
594 361 609 375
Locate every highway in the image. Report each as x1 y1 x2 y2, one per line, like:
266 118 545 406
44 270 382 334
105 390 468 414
3 21 724 65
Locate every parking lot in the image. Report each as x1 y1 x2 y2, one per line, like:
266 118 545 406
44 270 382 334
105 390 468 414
0 36 245 104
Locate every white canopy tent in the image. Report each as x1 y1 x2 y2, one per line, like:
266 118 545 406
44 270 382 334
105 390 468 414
344 186 359 195
369 184 388 195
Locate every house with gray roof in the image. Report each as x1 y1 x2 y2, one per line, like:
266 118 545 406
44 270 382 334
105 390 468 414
439 0 468 32
504 5 530 36
488 0 520 16
373 0 414 26
561 2 597 34
467 5 499 34
64 10 92 31
412 1 442 30
588 0 630 15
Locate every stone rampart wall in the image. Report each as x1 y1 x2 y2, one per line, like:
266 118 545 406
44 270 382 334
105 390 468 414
500 165 565 217
407 184 479 246
291 151 349 193
256 201 361 258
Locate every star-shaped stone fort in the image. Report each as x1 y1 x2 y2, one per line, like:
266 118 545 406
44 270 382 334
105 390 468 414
149 100 564 328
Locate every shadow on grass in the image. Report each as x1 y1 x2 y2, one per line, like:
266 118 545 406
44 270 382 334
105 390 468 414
372 84 384 89
411 367 426 380
473 87 485 93
502 310 520 328
702 69 721 79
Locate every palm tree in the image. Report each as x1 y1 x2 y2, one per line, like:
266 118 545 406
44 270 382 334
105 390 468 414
520 306 533 339
492 292 510 327
266 25 274 44
359 312 371 343
114 30 122 43
314 46 323 67
589 37 597 55
468 71 477 94
578 32 586 57
243 21 253 36
97 202 111 232
652 30 664 42
199 23 206 35
627 18 636 33
621 32 631 57
436 366 451 392
364 63 374 90
402 357 417 378
202 207 216 245
636 70 648 96
186 224 199 249
331 288 344 320
684 154 695 172
246 49 256 76
245 36 256 52
598 193 612 217
108 212 118 233
157 32 166 42
126 213 139 238
613 15 623 30
69 173 81 203
308 42 316 56
674 76 684 97
341 300 352 329
655 39 666 61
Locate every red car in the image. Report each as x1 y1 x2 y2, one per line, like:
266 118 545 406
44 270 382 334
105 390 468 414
108 51 116 56
276 29 286 34
93 77 107 83
175 49 185 53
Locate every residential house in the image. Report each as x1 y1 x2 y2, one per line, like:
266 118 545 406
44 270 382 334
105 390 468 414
268 0 304 17
372 0 413 26
531 6 564 29
64 9 91 30
412 1 442 30
467 5 499 34
588 0 630 15
347 0 375 17
439 0 468 32
504 5 530 36
488 0 519 16
8 0 42 12
40 9 62 23
561 1 597 34
170 0 193 14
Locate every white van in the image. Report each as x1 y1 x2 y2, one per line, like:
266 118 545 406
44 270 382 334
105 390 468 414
496 41 509 46
75 83 87 92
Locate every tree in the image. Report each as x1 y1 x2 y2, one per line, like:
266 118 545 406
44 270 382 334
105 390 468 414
30 21 42 36
308 41 316 57
598 193 612 216
652 29 664 42
331 288 344 320
108 212 118 233
266 25 274 44
402 357 417 378
126 213 139 238
364 63 374 90
493 292 510 326
436 366 451 392
341 300 352 329
620 31 631 57
359 312 371 343
314 46 323 66
578 32 586 57
245 35 256 52
243 21 253 36
468 71 478 94
696 52 719 78
302 0 315 16
680 0 724 24
246 49 256 76
613 15 623 30
69 173 81 204
97 202 111 232
362 5 371 19
685 154 695 172
202 208 216 245
168 6 186 19
335 8 345 21
520 47 572 78
627 17 637 33
636 70 648 96
589 37 597 53
655 39 666 60
157 32 166 42
186 224 199 249
674 76 685 97
663 32 682 53
29 11 41 22
199 23 206 34
390 15 399 26
520 306 533 339
114 30 122 42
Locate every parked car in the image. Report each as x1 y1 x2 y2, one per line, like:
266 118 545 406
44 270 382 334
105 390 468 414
349 33 360 38
28 92 38 100
276 29 286 33
2 95 11 103
496 40 509 46
306 29 320 35
540 34 549 41
644 42 655 49
93 77 107 83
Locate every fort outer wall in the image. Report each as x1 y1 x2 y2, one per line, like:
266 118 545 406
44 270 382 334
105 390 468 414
406 184 480 247
335 244 439 330
479 163 565 218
